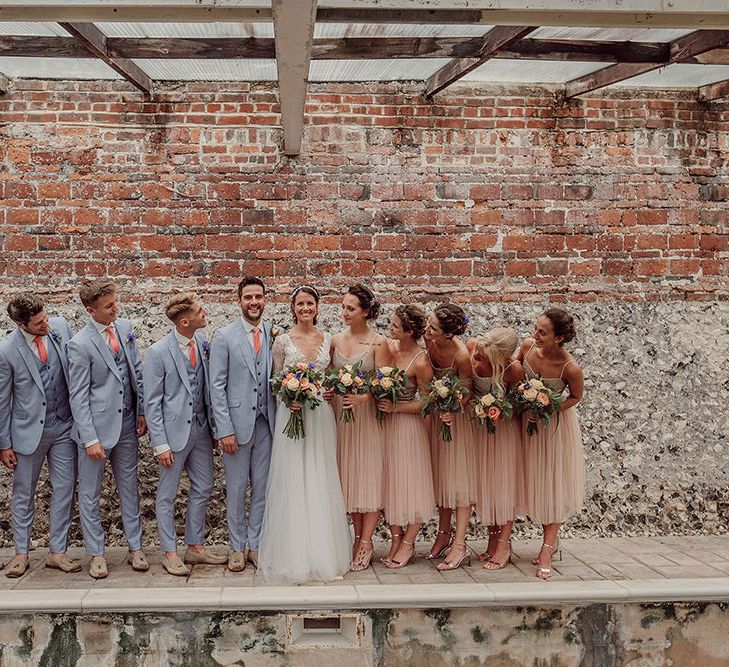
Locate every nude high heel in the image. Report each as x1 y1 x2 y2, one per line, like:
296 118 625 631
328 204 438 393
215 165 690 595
435 542 471 571
425 530 452 560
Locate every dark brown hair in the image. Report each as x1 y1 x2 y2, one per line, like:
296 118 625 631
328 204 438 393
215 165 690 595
395 304 427 340
237 276 266 299
433 303 468 337
291 285 320 325
7 293 45 325
543 308 576 345
347 284 380 321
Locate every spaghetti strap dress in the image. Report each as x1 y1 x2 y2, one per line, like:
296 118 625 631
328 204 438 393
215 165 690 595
521 345 585 524
382 351 436 525
334 342 384 513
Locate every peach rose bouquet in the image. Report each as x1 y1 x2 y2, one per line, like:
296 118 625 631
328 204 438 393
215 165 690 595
271 362 323 439
509 377 563 436
421 374 470 443
323 361 368 422
369 365 409 421
471 391 513 434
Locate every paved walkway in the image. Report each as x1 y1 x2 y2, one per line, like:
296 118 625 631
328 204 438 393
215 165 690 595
2 535 729 610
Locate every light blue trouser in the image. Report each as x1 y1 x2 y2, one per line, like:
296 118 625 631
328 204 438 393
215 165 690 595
12 417 76 554
77 409 142 556
223 415 272 551
156 420 214 552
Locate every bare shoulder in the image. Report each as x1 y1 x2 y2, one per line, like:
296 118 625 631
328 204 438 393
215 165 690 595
465 337 478 353
518 337 535 359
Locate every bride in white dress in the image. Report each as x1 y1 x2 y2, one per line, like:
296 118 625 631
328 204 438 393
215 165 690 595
259 285 352 584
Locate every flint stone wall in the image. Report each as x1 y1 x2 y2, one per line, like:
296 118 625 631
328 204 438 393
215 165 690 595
0 298 726 547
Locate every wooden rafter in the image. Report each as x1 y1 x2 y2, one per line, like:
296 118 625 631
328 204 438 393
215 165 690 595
565 29 729 97
58 22 153 95
0 35 671 64
0 72 9 94
425 26 537 97
271 0 317 156
698 79 729 101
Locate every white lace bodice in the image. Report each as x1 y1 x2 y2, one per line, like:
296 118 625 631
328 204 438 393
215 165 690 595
273 332 332 373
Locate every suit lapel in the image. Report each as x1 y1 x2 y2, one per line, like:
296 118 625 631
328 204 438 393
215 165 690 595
168 332 192 393
14 330 44 392
236 319 256 379
48 328 70 384
88 322 122 380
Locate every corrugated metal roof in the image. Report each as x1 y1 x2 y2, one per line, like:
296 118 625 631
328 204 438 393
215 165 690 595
614 63 729 87
530 27 696 42
462 59 608 84
135 58 277 80
313 23 491 38
0 21 70 36
309 58 448 82
0 56 120 79
98 22 274 38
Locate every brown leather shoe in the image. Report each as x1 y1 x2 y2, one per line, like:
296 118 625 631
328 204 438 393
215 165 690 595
89 556 108 579
227 550 247 572
184 548 228 566
4 555 29 578
127 550 150 572
46 553 82 573
247 550 259 569
162 554 190 577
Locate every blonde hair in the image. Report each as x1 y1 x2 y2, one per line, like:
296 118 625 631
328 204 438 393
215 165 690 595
475 327 519 395
165 292 199 323
79 280 116 308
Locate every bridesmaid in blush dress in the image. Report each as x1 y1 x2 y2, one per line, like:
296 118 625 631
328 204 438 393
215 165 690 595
329 284 391 571
517 308 585 580
376 305 436 569
423 303 477 571
466 327 525 571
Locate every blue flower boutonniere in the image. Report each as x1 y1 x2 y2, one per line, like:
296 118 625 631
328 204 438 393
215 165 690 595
202 340 211 360
50 331 62 345
126 332 137 345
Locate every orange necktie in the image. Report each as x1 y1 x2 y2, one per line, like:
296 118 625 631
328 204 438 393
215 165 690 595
188 340 197 368
252 326 261 354
34 336 48 363
105 326 120 353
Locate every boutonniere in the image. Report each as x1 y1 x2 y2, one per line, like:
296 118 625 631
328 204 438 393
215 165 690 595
202 340 211 359
126 332 137 345
50 331 62 345
269 323 285 350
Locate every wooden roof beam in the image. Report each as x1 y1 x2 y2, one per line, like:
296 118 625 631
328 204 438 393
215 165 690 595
699 78 729 101
425 26 537 97
565 29 729 97
59 22 153 95
272 0 317 156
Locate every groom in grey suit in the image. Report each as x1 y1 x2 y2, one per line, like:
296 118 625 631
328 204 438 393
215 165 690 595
143 292 227 576
67 281 148 579
210 277 276 571
0 294 80 577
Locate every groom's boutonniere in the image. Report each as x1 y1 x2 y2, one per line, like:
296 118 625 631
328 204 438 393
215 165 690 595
50 330 62 345
202 340 211 360
126 331 137 345
269 323 285 350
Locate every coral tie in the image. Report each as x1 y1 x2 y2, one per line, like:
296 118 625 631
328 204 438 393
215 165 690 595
34 336 48 363
252 326 261 354
105 326 120 353
188 340 197 369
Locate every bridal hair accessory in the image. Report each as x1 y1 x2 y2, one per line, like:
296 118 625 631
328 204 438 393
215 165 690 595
291 285 320 298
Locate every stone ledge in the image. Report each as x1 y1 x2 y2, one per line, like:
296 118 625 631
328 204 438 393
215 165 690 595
3 578 729 614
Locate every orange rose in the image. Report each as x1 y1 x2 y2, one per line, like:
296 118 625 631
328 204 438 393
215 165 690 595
536 392 550 407
487 406 501 421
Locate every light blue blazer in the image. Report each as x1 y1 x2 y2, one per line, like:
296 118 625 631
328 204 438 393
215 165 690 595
0 317 75 455
209 319 275 444
67 318 144 448
143 330 213 452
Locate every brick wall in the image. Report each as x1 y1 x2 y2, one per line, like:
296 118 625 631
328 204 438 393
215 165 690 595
0 79 727 304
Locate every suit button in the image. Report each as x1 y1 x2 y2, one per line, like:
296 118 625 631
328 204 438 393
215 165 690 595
251 407 255 411
118 409 122 413
253 388 257 393
189 402 193 406
40 419 44 424
42 402 46 406
119 390 123 395
187 420 191 424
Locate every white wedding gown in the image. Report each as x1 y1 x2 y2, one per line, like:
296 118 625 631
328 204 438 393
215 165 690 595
259 332 352 584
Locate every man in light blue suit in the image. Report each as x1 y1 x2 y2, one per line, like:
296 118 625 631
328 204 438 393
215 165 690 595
0 294 80 578
143 292 227 576
210 277 276 572
67 280 148 579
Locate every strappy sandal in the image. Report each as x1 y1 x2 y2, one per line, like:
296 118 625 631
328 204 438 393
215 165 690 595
435 542 471 571
483 538 512 570
386 539 416 569
425 529 452 560
535 541 562 580
350 539 374 572
380 529 404 565
478 528 501 562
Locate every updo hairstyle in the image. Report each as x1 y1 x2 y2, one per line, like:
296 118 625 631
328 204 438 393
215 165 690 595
543 308 576 345
433 303 468 337
395 304 427 341
347 284 380 321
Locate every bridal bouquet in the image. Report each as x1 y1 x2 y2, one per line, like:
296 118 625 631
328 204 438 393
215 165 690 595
509 377 563 436
370 365 409 421
322 361 368 423
472 391 513 434
271 362 323 439
421 374 469 443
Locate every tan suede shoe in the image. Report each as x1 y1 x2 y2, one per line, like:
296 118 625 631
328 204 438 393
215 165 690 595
227 550 247 572
184 549 227 566
247 550 259 569
89 556 108 580
162 554 190 577
127 550 150 572
4 555 29 578
46 553 82 573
